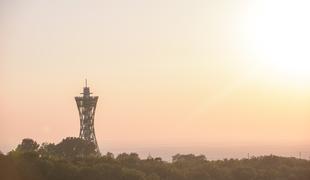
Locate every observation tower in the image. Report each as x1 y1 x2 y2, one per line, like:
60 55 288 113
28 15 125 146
75 80 100 154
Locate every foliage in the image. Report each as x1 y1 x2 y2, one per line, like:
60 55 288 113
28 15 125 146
0 138 310 180
16 138 40 153
54 137 98 159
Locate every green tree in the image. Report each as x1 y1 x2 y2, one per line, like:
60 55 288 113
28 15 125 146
172 154 206 163
55 137 97 159
106 152 115 159
146 173 160 180
121 168 146 180
38 142 57 158
117 153 140 165
15 138 39 153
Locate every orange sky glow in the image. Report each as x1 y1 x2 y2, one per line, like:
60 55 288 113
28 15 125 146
1 0 310 160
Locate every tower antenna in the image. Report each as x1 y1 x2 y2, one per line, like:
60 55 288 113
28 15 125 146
85 79 88 87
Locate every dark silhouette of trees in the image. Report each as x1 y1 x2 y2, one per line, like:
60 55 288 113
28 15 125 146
117 153 140 166
38 143 56 158
106 152 115 159
172 153 206 163
54 137 97 159
15 138 39 153
1 138 310 180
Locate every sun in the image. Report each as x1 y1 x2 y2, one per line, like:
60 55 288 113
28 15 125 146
244 0 310 85
264 59 310 80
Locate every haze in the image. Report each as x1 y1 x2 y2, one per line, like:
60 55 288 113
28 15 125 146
1 0 309 160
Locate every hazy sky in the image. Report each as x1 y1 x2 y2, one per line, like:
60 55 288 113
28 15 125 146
1 0 310 159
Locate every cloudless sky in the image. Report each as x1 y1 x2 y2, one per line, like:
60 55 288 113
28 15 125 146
1 0 310 160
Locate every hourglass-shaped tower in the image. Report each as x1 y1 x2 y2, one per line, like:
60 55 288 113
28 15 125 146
75 80 100 154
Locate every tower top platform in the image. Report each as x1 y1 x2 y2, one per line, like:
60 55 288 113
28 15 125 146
79 79 94 96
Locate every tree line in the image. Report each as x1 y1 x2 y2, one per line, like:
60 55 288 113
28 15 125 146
0 137 310 180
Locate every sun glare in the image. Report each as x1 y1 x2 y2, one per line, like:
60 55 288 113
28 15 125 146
245 0 310 85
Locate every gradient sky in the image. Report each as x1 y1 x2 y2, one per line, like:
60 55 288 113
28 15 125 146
1 0 310 159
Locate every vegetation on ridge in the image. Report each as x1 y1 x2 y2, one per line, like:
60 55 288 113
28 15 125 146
0 138 309 180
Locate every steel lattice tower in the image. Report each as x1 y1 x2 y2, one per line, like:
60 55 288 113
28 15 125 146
75 80 100 154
